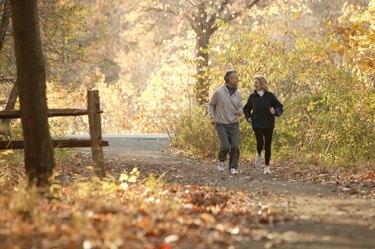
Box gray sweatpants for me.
[215,122,240,169]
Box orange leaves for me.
[334,27,347,35]
[159,243,171,249]
[0,195,10,206]
[361,171,375,180]
[275,159,375,198]
[16,223,36,233]
[138,216,153,230]
[0,160,287,249]
[3,153,374,249]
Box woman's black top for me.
[243,91,283,129]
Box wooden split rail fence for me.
[0,90,108,176]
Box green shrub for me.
[171,107,219,157]
[172,30,375,165]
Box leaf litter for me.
[1,152,374,249]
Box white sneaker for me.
[230,168,238,175]
[263,165,271,174]
[255,153,262,168]
[217,161,225,172]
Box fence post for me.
[87,90,105,178]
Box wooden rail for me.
[0,90,107,177]
[0,139,109,149]
[0,109,90,119]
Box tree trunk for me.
[195,30,210,106]
[0,0,11,51]
[10,0,55,186]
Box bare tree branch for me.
[144,6,179,16]
[207,0,232,33]
[217,0,232,14]
[186,14,199,33]
[221,0,261,23]
[245,0,261,9]
[185,0,199,8]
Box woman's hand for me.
[236,109,244,117]
[270,107,275,115]
[247,117,252,123]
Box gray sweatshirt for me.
[208,84,243,124]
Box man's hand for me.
[270,107,275,115]
[210,117,216,125]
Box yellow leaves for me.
[120,182,129,190]
[119,167,140,185]
[118,168,141,191]
[306,101,316,112]
[344,52,352,63]
[0,150,13,156]
[119,173,129,182]
[328,40,340,51]
[328,2,375,75]
[370,0,375,11]
[129,168,140,183]
[200,213,215,223]
[292,11,301,20]
[338,16,345,24]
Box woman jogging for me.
[243,75,283,174]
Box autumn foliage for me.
[173,1,375,165]
[1,1,375,248]
[0,159,286,249]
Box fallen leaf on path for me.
[362,171,375,180]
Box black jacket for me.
[243,91,283,129]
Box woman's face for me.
[254,79,262,91]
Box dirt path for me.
[79,135,375,249]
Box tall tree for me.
[147,0,261,105]
[0,0,10,51]
[1,0,91,139]
[10,0,55,186]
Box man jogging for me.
[208,70,243,175]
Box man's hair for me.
[224,70,237,83]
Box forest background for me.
[1,0,374,166]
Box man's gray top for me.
[208,84,243,124]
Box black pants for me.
[253,128,274,166]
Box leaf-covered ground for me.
[0,149,374,249]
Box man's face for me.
[228,73,239,87]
